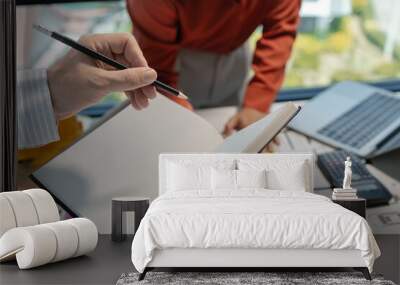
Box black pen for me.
[33,25,188,100]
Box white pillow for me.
[167,163,211,191]
[237,169,267,189]
[211,169,236,190]
[266,162,308,191]
[238,159,309,191]
[166,159,236,191]
[211,169,267,190]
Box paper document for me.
[368,202,400,234]
[216,102,299,153]
[33,95,299,233]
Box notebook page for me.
[216,102,300,153]
[33,95,223,233]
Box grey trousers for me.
[176,43,252,109]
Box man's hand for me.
[47,33,157,120]
[223,107,266,137]
[223,107,280,152]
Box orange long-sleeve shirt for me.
[127,0,300,112]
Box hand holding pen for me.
[35,28,187,119]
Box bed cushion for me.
[266,162,308,191]
[167,163,211,191]
[211,169,236,190]
[211,169,267,190]
[238,159,309,191]
[267,163,308,192]
[237,170,267,189]
[166,160,235,191]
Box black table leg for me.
[112,200,123,242]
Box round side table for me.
[111,197,149,242]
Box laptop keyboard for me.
[318,93,400,149]
[377,128,400,154]
[317,150,392,206]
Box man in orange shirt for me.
[127,0,300,136]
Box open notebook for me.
[32,95,300,233]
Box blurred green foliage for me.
[373,62,400,78]
[331,69,367,82]
[284,0,400,88]
[290,18,352,71]
[292,35,322,69]
[352,0,369,16]
[283,72,304,87]
[358,0,400,61]
[325,18,353,53]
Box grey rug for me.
[116,272,396,285]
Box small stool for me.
[111,197,149,242]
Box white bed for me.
[131,153,380,280]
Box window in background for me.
[249,0,400,88]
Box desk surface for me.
[0,235,133,285]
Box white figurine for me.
[342,156,352,189]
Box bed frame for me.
[140,248,370,280]
[138,154,371,281]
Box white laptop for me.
[289,81,400,158]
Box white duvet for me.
[131,190,380,272]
